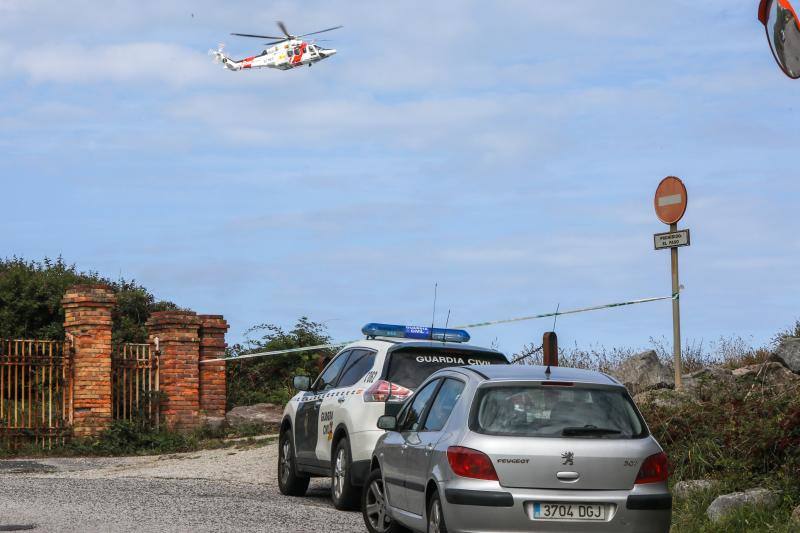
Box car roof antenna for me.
[442,309,451,345]
[429,282,438,341]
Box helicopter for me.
[211,21,342,71]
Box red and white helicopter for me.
[211,21,341,71]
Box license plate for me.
[532,502,605,521]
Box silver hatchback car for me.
[363,365,671,533]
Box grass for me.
[671,483,798,532]
[642,376,800,532]
[0,419,278,458]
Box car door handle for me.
[400,443,408,451]
[337,397,346,404]
[425,444,433,456]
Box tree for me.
[226,317,336,408]
[0,256,178,343]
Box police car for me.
[278,323,509,510]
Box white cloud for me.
[12,42,216,86]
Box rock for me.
[706,488,781,523]
[773,337,800,374]
[202,416,226,431]
[611,350,674,395]
[681,367,733,397]
[634,388,695,409]
[733,362,800,391]
[673,479,718,499]
[791,504,800,525]
[225,403,284,429]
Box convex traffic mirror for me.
[760,0,800,78]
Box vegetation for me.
[225,317,336,408]
[0,420,276,458]
[648,377,799,531]
[514,334,771,374]
[0,256,178,343]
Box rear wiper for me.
[562,426,622,436]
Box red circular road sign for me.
[654,176,688,225]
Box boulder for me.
[634,388,695,409]
[202,416,226,431]
[681,367,734,397]
[611,350,674,395]
[706,488,780,523]
[673,479,718,499]
[733,362,800,391]
[791,504,800,525]
[225,403,284,429]
[773,337,800,374]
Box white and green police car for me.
[278,323,508,509]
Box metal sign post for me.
[653,176,689,390]
[669,222,682,389]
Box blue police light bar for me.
[362,323,470,343]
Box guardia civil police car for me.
[278,323,508,510]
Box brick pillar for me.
[146,311,201,431]
[198,315,229,421]
[62,284,116,438]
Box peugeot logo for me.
[561,451,574,466]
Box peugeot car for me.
[363,364,671,532]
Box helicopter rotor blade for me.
[277,21,293,39]
[264,40,287,45]
[231,32,285,39]
[298,25,343,38]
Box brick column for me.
[62,284,116,438]
[198,315,229,422]
[146,311,202,431]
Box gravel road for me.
[0,441,364,533]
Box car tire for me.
[278,429,310,496]
[362,468,404,533]
[427,490,448,533]
[331,437,360,510]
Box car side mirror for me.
[377,415,397,431]
[292,375,311,391]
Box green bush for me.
[226,317,336,408]
[640,379,800,532]
[66,420,200,456]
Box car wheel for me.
[331,437,360,510]
[427,490,448,533]
[362,468,403,533]
[277,429,310,496]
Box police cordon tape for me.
[199,292,679,364]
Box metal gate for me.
[111,343,159,427]
[0,339,72,448]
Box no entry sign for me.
[654,176,688,225]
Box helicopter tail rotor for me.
[209,43,240,70]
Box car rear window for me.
[385,347,508,389]
[471,385,647,439]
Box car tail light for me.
[447,446,499,481]
[635,452,669,484]
[363,380,413,403]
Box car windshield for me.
[471,384,647,439]
[385,347,507,389]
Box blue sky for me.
[2,1,799,357]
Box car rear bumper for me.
[440,483,671,533]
